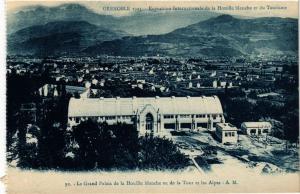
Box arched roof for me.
[68,96,223,117]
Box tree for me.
[17,124,40,168]
[282,111,299,149]
[248,91,257,99]
[72,119,104,169]
[138,134,189,170]
[38,120,66,169]
[225,98,257,126]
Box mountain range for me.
[7,4,298,57]
[7,3,218,35]
[86,15,297,57]
[8,21,127,55]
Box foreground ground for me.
[168,130,299,174]
[6,130,300,193]
[8,129,299,174]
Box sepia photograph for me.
[3,0,300,193]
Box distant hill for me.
[84,15,298,57]
[7,13,298,57]
[7,4,117,34]
[7,3,218,35]
[7,21,127,55]
[111,10,218,35]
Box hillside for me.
[8,21,127,55]
[84,15,298,57]
[7,3,218,35]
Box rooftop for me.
[68,96,223,117]
[242,122,272,128]
[216,123,238,131]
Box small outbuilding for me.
[215,123,238,144]
[241,122,272,136]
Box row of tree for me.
[17,120,189,170]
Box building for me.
[241,122,272,136]
[215,123,238,144]
[38,84,100,98]
[68,96,224,135]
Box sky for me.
[6,1,299,18]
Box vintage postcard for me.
[3,0,299,193]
